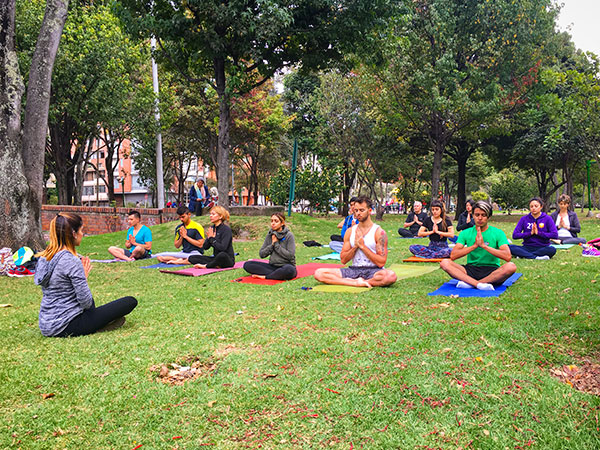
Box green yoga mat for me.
[312,252,341,261]
[311,263,439,292]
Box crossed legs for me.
[439,259,516,288]
[314,268,397,288]
[108,246,146,261]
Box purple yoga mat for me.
[159,260,266,277]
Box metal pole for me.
[151,37,165,209]
[587,160,592,214]
[287,138,298,217]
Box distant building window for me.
[83,187,94,196]
[99,185,106,193]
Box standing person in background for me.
[549,194,586,245]
[243,213,297,280]
[189,177,210,216]
[456,199,476,232]
[398,201,427,238]
[108,211,152,261]
[35,213,137,337]
[509,197,558,260]
[408,200,454,259]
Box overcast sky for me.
[555,0,600,56]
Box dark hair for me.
[473,200,492,218]
[176,205,190,216]
[430,199,448,231]
[354,196,372,209]
[529,197,544,208]
[466,199,475,209]
[349,196,358,204]
[128,210,141,220]
[558,194,571,204]
[38,213,83,260]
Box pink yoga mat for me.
[159,260,254,277]
[231,262,344,285]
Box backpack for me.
[0,247,15,276]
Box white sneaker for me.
[476,283,495,291]
[456,281,474,289]
[535,255,550,260]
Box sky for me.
[555,0,600,56]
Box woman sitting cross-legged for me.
[509,197,558,260]
[243,213,297,280]
[549,194,586,245]
[409,199,454,259]
[167,206,235,269]
[35,213,137,337]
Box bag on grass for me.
[0,247,15,275]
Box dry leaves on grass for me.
[550,362,600,396]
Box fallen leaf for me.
[475,357,483,363]
[276,305,284,311]
[42,393,55,400]
[317,315,322,321]
[0,304,12,308]
[483,429,490,436]
[563,288,571,293]
[207,400,217,407]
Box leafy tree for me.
[488,169,536,213]
[1,0,67,249]
[367,0,556,202]
[117,0,393,209]
[265,166,291,207]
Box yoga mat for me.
[427,272,522,298]
[551,244,575,249]
[160,260,250,277]
[403,256,447,263]
[90,258,122,263]
[310,263,439,293]
[312,252,341,261]
[141,262,189,269]
[231,262,343,285]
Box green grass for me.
[2,214,600,449]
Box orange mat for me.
[402,256,447,263]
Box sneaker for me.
[7,266,35,277]
[582,246,600,257]
[535,255,550,260]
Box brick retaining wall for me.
[41,205,179,236]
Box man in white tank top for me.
[314,197,397,288]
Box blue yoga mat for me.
[428,273,522,297]
[141,262,189,269]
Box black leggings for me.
[243,261,297,280]
[57,296,138,337]
[189,252,235,268]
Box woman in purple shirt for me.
[509,197,558,259]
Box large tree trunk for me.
[215,57,230,209]
[0,0,67,250]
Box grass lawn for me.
[2,213,600,449]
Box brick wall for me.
[41,205,179,236]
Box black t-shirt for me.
[407,211,428,234]
[422,216,453,242]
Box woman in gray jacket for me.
[35,213,137,337]
[549,194,586,245]
[243,213,297,280]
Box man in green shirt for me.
[440,201,516,290]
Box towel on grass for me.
[141,262,189,269]
[427,273,522,297]
[312,252,341,261]
[551,244,575,250]
[403,256,447,263]
[232,262,343,285]
[310,263,439,292]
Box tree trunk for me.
[215,57,230,209]
[0,0,67,250]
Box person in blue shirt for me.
[108,211,153,261]
[188,177,211,216]
[330,197,358,252]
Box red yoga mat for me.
[231,262,343,285]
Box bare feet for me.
[194,264,207,269]
[355,277,372,288]
[168,258,187,264]
[251,274,266,279]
